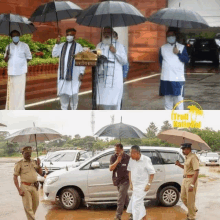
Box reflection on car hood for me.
[46,166,78,178]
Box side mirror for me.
[91,161,100,169]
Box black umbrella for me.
[0,13,36,36]
[76,0,147,28]
[95,118,146,143]
[148,7,209,29]
[29,0,82,35]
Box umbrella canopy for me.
[29,1,82,23]
[76,0,147,28]
[95,122,146,140]
[157,129,210,150]
[5,126,62,157]
[148,8,209,29]
[0,13,36,35]
[0,123,7,127]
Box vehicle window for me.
[201,153,207,156]
[159,152,184,164]
[93,154,113,169]
[207,153,218,157]
[46,152,76,162]
[142,151,161,165]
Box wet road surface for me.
[1,160,220,220]
[26,66,220,110]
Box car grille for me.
[42,167,61,172]
[209,160,217,162]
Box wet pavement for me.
[26,63,220,110]
[1,160,220,220]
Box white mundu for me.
[127,155,155,220]
[52,42,85,110]
[96,39,127,110]
[4,41,32,110]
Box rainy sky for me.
[0,111,219,138]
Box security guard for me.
[175,143,199,220]
[13,146,43,220]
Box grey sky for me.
[169,0,220,27]
[0,111,219,138]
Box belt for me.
[183,175,194,178]
[21,182,35,186]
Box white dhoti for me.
[5,73,26,110]
[127,186,147,220]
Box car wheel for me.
[59,188,81,210]
[158,186,179,207]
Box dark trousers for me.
[115,181,130,218]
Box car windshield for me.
[194,40,216,47]
[207,153,218,157]
[45,152,77,162]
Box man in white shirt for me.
[4,30,32,110]
[127,145,155,220]
[95,27,127,110]
[52,28,85,110]
[159,30,189,110]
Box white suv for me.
[43,146,185,210]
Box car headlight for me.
[45,176,59,185]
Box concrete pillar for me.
[114,27,129,53]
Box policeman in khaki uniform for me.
[13,146,43,220]
[175,143,199,220]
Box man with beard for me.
[175,143,199,220]
[95,27,127,110]
[52,28,85,110]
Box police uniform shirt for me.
[184,152,199,175]
[14,159,40,183]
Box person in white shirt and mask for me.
[52,28,85,110]
[4,30,32,110]
[126,145,155,220]
[95,27,127,110]
[159,30,189,110]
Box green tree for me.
[146,122,158,138]
[160,120,172,133]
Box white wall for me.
[114,27,128,53]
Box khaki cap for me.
[21,146,32,153]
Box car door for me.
[87,152,117,201]
[141,150,165,197]
[158,151,184,186]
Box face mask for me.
[66,36,74,42]
[167,36,176,44]
[12,36,20,43]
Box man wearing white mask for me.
[159,30,189,110]
[4,30,32,110]
[52,28,85,110]
[95,27,127,110]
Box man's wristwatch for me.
[190,184,195,188]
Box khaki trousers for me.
[180,178,198,220]
[20,184,39,220]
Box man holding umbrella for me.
[95,27,127,110]
[159,29,189,110]
[4,30,32,110]
[52,28,85,110]
[14,146,44,220]
[175,143,199,220]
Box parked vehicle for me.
[37,150,91,184]
[190,39,219,66]
[43,146,185,210]
[204,152,220,166]
[186,39,196,56]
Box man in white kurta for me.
[52,28,85,110]
[96,27,127,110]
[127,145,155,220]
[4,30,32,110]
[159,30,189,110]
